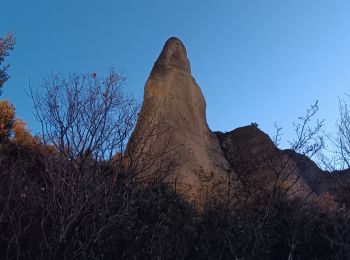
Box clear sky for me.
[2,0,350,147]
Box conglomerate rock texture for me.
[126,37,232,202]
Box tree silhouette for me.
[0,33,15,94]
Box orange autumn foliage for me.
[12,118,57,155]
[12,118,38,149]
[0,99,15,142]
[0,99,57,154]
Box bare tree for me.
[0,33,15,93]
[290,101,324,158]
[314,95,350,256]
[211,102,324,259]
[322,97,350,170]
[31,69,138,163]
[27,70,143,258]
[250,101,325,259]
[24,69,185,259]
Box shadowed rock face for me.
[127,37,232,202]
[215,125,314,198]
[215,125,350,201]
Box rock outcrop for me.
[126,37,232,202]
[216,125,350,201]
[215,125,314,198]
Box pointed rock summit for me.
[151,37,191,74]
[127,37,232,202]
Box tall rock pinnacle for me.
[126,37,232,202]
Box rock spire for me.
[126,37,232,202]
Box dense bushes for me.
[1,140,349,259]
[0,141,193,259]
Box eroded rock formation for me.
[126,37,232,202]
[127,37,350,206]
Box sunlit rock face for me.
[126,37,232,202]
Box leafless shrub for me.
[290,101,324,158]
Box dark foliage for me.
[0,141,349,259]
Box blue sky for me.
[2,0,350,147]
